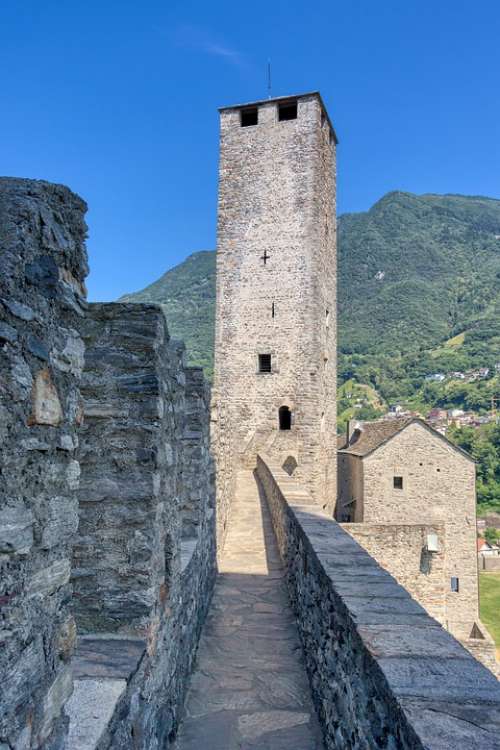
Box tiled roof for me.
[338,416,474,462]
[339,418,413,456]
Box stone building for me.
[213,92,338,519]
[337,417,498,673]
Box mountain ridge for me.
[120,190,500,379]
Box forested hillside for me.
[120,250,216,374]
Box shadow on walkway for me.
[174,470,324,750]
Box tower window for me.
[241,107,258,127]
[279,406,292,430]
[278,100,297,121]
[258,354,272,373]
[451,577,459,593]
[271,302,275,318]
[393,476,403,490]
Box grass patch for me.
[477,503,500,517]
[445,331,466,348]
[479,572,500,647]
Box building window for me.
[451,577,459,593]
[279,406,292,430]
[282,455,297,474]
[241,107,258,127]
[278,100,297,121]
[258,354,272,373]
[393,476,403,490]
[271,302,275,318]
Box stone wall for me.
[214,92,337,516]
[257,454,500,750]
[181,365,213,539]
[480,557,500,572]
[73,303,187,634]
[340,422,480,641]
[344,523,447,624]
[0,178,88,750]
[336,452,363,522]
[69,302,216,748]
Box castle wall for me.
[360,422,478,638]
[73,303,187,633]
[0,179,88,750]
[214,93,337,515]
[343,523,447,624]
[180,366,214,539]
[257,454,500,749]
[69,302,216,747]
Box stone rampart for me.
[0,178,88,750]
[73,303,187,633]
[69,302,216,748]
[256,454,500,749]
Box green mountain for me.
[338,191,500,356]
[120,191,500,383]
[120,250,216,374]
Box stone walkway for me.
[175,471,324,749]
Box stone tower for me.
[213,92,338,511]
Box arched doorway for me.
[279,406,292,431]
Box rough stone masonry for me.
[0,178,88,750]
[69,302,216,749]
[0,179,217,750]
[213,92,338,526]
[1,90,500,750]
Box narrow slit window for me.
[279,406,292,430]
[393,476,403,490]
[258,354,272,373]
[278,100,297,121]
[241,107,258,127]
[451,577,459,593]
[271,302,275,318]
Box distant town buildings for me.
[425,367,493,384]
[478,538,500,558]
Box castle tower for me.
[213,92,338,511]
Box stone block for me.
[28,368,63,426]
[38,667,73,743]
[0,321,18,343]
[0,502,34,554]
[28,559,71,598]
[41,496,79,549]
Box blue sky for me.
[1,1,499,300]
